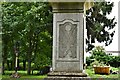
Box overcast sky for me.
[105,0,118,51]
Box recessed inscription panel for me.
[59,22,77,58]
[57,19,79,61]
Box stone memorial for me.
[44,0,93,79]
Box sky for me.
[105,0,118,51]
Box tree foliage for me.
[2,2,52,74]
[2,1,117,74]
[86,2,117,51]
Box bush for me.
[86,46,120,67]
[86,57,94,66]
[108,56,120,67]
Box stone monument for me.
[44,0,93,79]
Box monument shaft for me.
[53,13,84,72]
[51,2,85,73]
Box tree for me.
[2,2,52,74]
[86,2,117,51]
[2,1,116,74]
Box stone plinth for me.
[44,77,90,80]
[48,72,87,77]
[43,77,118,80]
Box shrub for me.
[108,56,120,67]
[86,57,94,66]
[86,46,120,67]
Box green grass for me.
[2,67,119,79]
[2,71,47,80]
[86,67,119,78]
[4,70,40,75]
[2,75,47,79]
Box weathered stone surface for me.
[44,77,90,80]
[49,2,84,13]
[43,77,118,80]
[48,72,87,77]
[53,13,84,72]
[59,20,77,59]
[49,1,86,78]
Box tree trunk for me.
[10,61,12,70]
[2,43,8,75]
[11,57,15,70]
[2,52,5,75]
[7,60,10,70]
[27,43,32,75]
[2,60,5,75]
[27,58,31,75]
[23,60,26,70]
[27,27,32,75]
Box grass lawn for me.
[1,71,47,80]
[2,75,46,80]
[2,75,47,80]
[86,66,119,78]
[1,67,119,80]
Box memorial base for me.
[48,72,87,77]
[43,77,118,80]
[44,72,88,80]
[44,77,91,80]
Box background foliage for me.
[2,2,52,74]
[1,1,117,75]
[86,2,117,51]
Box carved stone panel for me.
[57,19,79,61]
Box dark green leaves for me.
[86,1,117,51]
